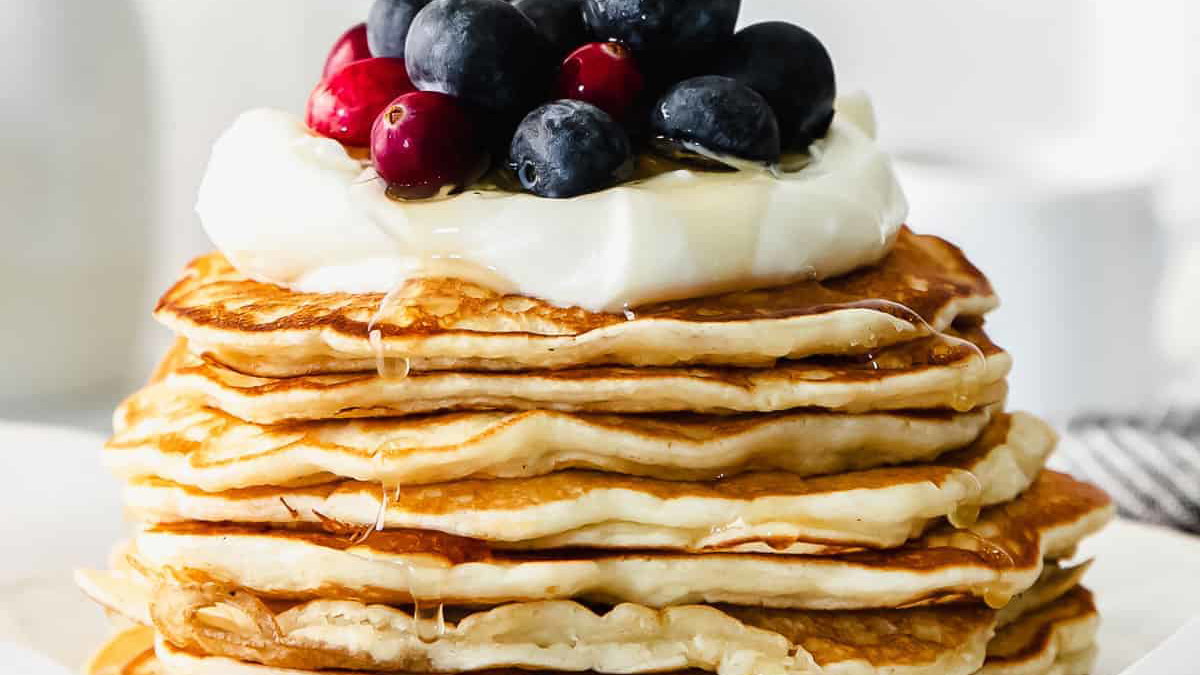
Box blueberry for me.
[406,0,553,116]
[713,22,836,151]
[367,0,433,58]
[582,0,740,58]
[509,100,633,198]
[513,0,589,56]
[649,75,780,167]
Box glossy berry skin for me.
[513,0,588,56]
[557,42,643,122]
[509,100,633,198]
[582,0,740,58]
[306,57,415,146]
[649,75,780,166]
[371,91,486,198]
[367,0,432,58]
[323,23,373,79]
[406,0,552,116]
[713,22,836,151]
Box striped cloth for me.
[1054,409,1200,534]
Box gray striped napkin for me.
[1055,409,1200,534]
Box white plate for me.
[1,420,1197,674]
[1076,519,1200,674]
[0,420,124,671]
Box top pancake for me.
[156,228,997,376]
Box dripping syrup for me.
[948,470,984,529]
[368,285,412,380]
[860,299,989,411]
[381,481,447,644]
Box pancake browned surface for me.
[124,471,1111,610]
[156,229,997,376]
[160,323,1009,424]
[145,588,994,674]
[107,374,999,489]
[81,566,1093,675]
[120,412,1052,554]
[981,587,1098,675]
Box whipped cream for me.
[197,96,907,312]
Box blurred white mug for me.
[0,0,151,420]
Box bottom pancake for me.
[82,577,1097,675]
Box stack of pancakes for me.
[78,227,1113,675]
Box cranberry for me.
[371,91,487,199]
[322,23,373,79]
[557,42,644,122]
[306,57,414,146]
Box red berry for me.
[306,57,414,146]
[371,91,487,199]
[322,23,373,79]
[557,42,644,122]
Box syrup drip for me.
[949,502,982,530]
[362,254,517,378]
[948,470,985,529]
[702,516,751,549]
[373,483,390,532]
[984,587,1013,609]
[412,589,447,644]
[360,180,516,380]
[364,481,448,645]
[345,483,391,545]
[403,549,447,644]
[863,299,989,412]
[367,285,412,380]
[938,333,988,413]
[951,527,1017,570]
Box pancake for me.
[107,381,999,492]
[120,413,1052,554]
[122,472,1111,610]
[155,229,997,376]
[162,323,1009,424]
[980,587,1098,675]
[81,568,1092,675]
[149,630,1096,675]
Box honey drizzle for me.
[367,285,412,380]
[948,469,985,529]
[868,298,991,532]
[861,299,989,412]
[347,293,990,637]
[316,474,451,644]
[689,297,992,549]
[949,501,983,530]
[356,480,447,644]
